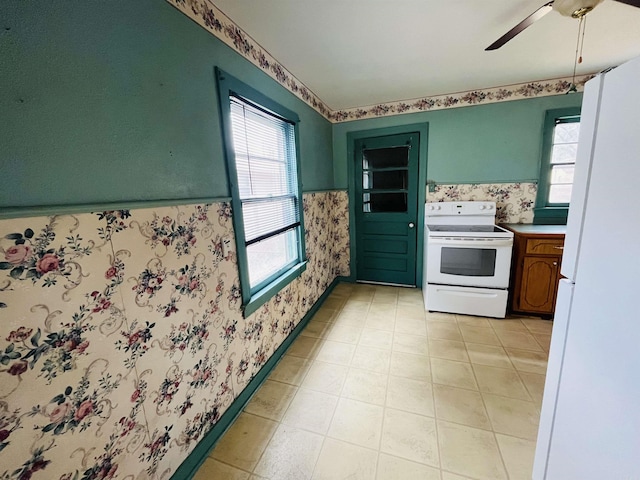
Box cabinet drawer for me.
[525,238,564,255]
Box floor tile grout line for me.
[462,333,512,480]
[489,316,550,351]
[429,351,542,404]
[511,368,545,415]
[311,291,382,479]
[382,406,442,470]
[463,341,515,368]
[431,368,444,473]
[349,294,385,461]
[225,410,280,477]
[464,334,533,399]
[432,408,500,434]
[493,330,546,353]
[207,457,254,477]
[308,433,328,479]
[296,292,342,480]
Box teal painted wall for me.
[0,1,334,212]
[332,94,583,188]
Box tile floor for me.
[194,282,552,480]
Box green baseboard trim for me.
[172,276,344,480]
[342,273,357,283]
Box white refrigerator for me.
[533,55,640,479]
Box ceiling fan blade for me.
[485,1,554,51]
[613,0,640,8]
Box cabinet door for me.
[518,256,560,313]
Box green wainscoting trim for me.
[171,275,350,480]
[302,188,348,194]
[0,197,232,220]
[430,179,539,186]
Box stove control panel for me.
[426,201,497,217]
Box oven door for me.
[426,237,513,289]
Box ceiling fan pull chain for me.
[578,15,587,64]
[571,16,583,82]
[568,14,585,94]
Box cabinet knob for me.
[553,261,558,266]
[408,222,415,228]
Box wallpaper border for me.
[166,0,592,124]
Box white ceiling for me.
[213,0,640,110]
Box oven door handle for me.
[428,238,513,247]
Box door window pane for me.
[440,247,496,276]
[363,193,407,212]
[363,170,407,190]
[363,146,409,169]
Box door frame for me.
[347,123,429,286]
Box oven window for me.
[440,247,496,277]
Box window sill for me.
[242,261,307,318]
[533,207,569,225]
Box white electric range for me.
[422,201,514,318]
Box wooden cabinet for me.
[519,256,560,313]
[503,225,565,317]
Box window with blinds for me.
[547,117,580,205]
[229,95,302,290]
[534,106,581,225]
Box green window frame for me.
[534,107,581,225]
[216,68,306,317]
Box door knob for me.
[409,222,415,228]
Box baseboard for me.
[172,276,345,479]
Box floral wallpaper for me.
[165,0,592,124]
[427,182,537,224]
[0,191,349,480]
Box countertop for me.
[502,224,566,235]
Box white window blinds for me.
[229,96,301,287]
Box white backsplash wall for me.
[0,191,349,479]
[427,182,537,224]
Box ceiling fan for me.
[486,0,640,50]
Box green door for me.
[355,133,419,286]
